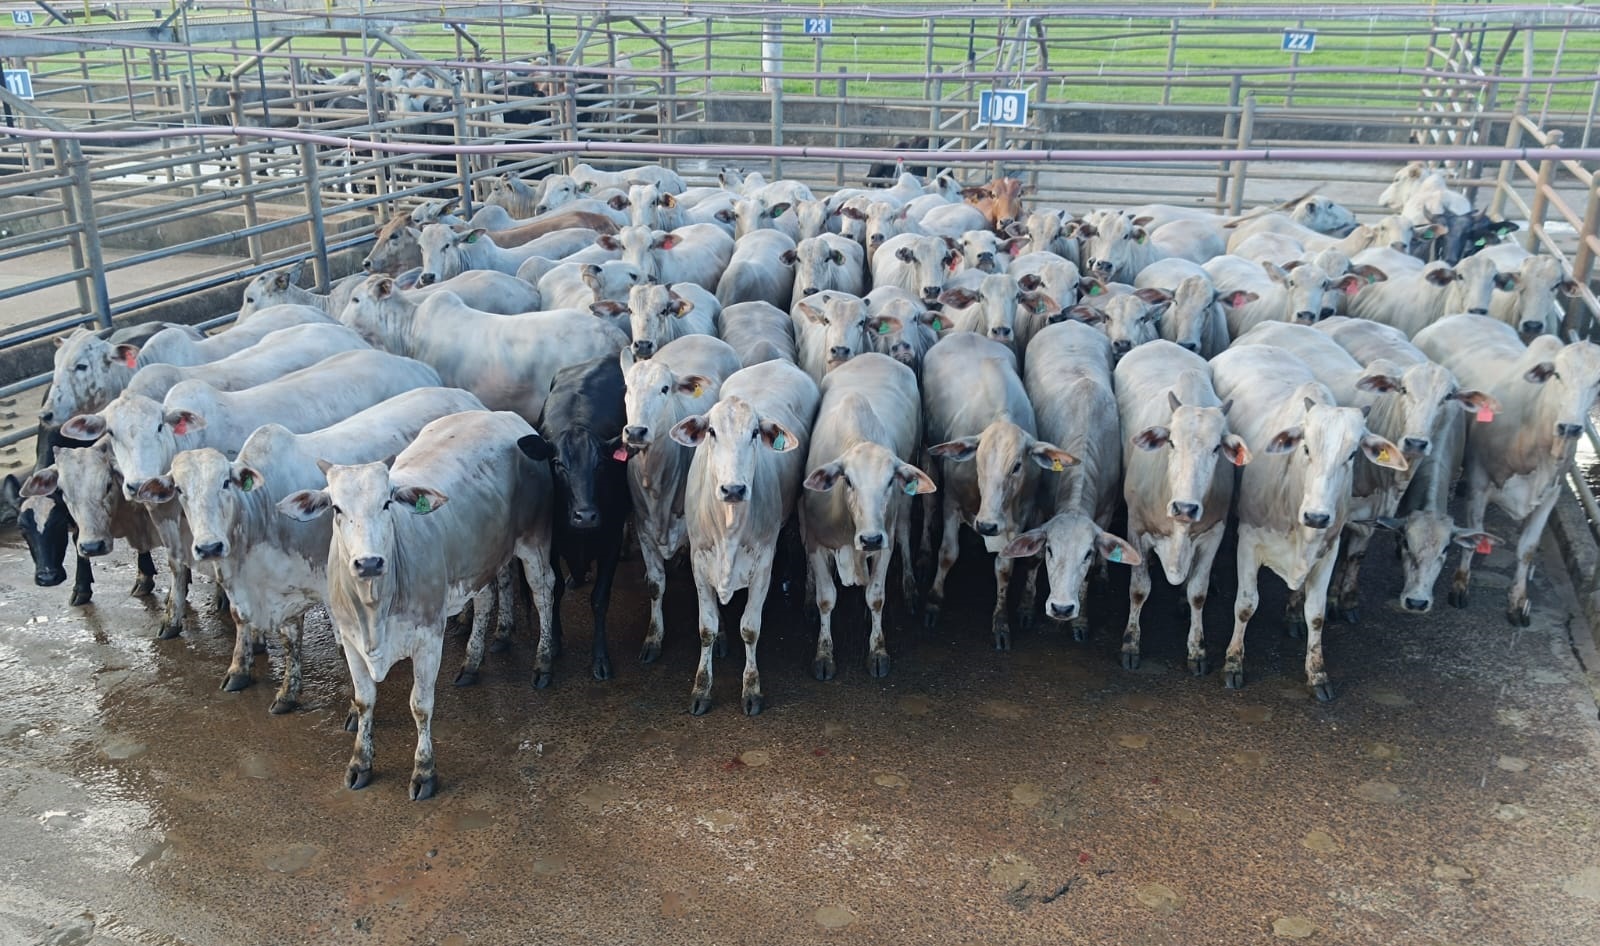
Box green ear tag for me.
[415,494,431,513]
[772,433,786,451]
[1109,546,1124,563]
[930,317,942,331]
[1088,285,1102,296]
[903,481,919,497]
[877,321,890,335]
[239,473,254,492]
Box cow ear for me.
[1353,264,1387,284]
[233,465,264,492]
[1021,291,1057,315]
[779,249,797,266]
[1355,370,1405,394]
[1133,288,1171,305]
[669,414,710,448]
[1524,362,1559,383]
[1451,530,1500,551]
[1029,442,1078,472]
[393,485,448,515]
[927,437,980,462]
[579,264,604,289]
[658,193,677,209]
[271,271,291,291]
[20,467,58,498]
[607,195,630,210]
[867,315,904,337]
[760,421,798,452]
[618,346,636,373]
[937,288,978,309]
[960,186,992,201]
[794,299,826,324]
[590,301,628,318]
[516,433,556,462]
[1066,304,1103,325]
[597,235,622,251]
[464,228,488,245]
[1132,426,1170,451]
[895,463,937,497]
[1167,391,1183,411]
[1220,433,1251,467]
[802,462,843,492]
[1017,273,1043,291]
[1095,531,1142,566]
[656,234,681,251]
[1265,427,1304,454]
[1219,398,1233,417]
[1222,290,1258,307]
[714,208,735,224]
[1448,389,1500,414]
[1360,434,1409,471]
[1262,262,1290,284]
[999,529,1046,560]
[1424,266,1459,286]
[61,414,107,441]
[1560,278,1581,296]
[371,275,396,300]
[1335,273,1370,296]
[1080,278,1106,297]
[135,475,178,504]
[1132,227,1148,245]
[1493,271,1518,291]
[112,344,140,369]
[165,410,204,436]
[670,293,694,317]
[894,246,915,263]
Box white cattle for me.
[1210,344,1407,700]
[42,324,197,427]
[669,360,821,715]
[1477,242,1579,338]
[917,202,993,240]
[617,282,719,360]
[599,224,736,292]
[955,229,1016,275]
[1080,211,1226,283]
[786,234,867,306]
[1413,314,1600,625]
[533,260,647,312]
[1203,256,1356,336]
[620,336,743,663]
[570,161,685,195]
[923,332,1075,647]
[1067,291,1167,361]
[716,229,797,309]
[1115,341,1249,671]
[936,271,1050,349]
[870,233,958,307]
[148,387,486,712]
[1018,209,1081,264]
[1379,162,1471,226]
[416,224,594,284]
[1005,321,1137,637]
[1346,255,1503,337]
[136,304,335,368]
[1009,252,1083,350]
[864,286,940,377]
[278,411,558,800]
[800,354,933,679]
[793,292,901,385]
[339,275,626,423]
[124,323,369,403]
[1132,258,1230,356]
[718,301,797,368]
[238,267,367,319]
[727,196,802,242]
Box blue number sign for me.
[3,69,35,100]
[12,10,34,26]
[1282,29,1316,53]
[803,17,832,36]
[977,89,1029,129]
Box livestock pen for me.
[2,3,1600,943]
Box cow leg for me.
[689,563,720,716]
[455,585,496,687]
[491,564,515,654]
[408,637,442,801]
[158,561,191,639]
[1017,559,1040,633]
[916,490,938,582]
[1333,523,1372,623]
[516,546,558,690]
[588,538,623,682]
[991,553,1013,651]
[1224,538,1262,690]
[897,510,919,617]
[1121,532,1154,669]
[924,501,962,629]
[69,554,93,606]
[221,607,255,692]
[639,543,668,664]
[809,548,838,681]
[1283,587,1306,639]
[132,550,156,597]
[534,555,566,690]
[1186,528,1224,676]
[1507,491,1557,627]
[342,643,377,791]
[270,617,305,715]
[1301,551,1340,702]
[1450,465,1491,608]
[738,561,776,716]
[866,544,894,678]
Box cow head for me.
[1377,514,1498,613]
[340,274,409,349]
[1289,194,1359,237]
[43,329,139,426]
[626,283,693,360]
[864,290,932,371]
[1263,393,1407,532]
[1500,255,1572,338]
[416,224,489,286]
[790,236,859,300]
[621,355,712,451]
[1159,276,1218,354]
[1523,336,1600,454]
[795,293,888,370]
[1080,212,1152,283]
[518,430,613,532]
[1262,260,1346,323]
[804,442,934,552]
[163,446,265,562]
[533,174,580,215]
[278,460,447,589]
[1102,291,1167,360]
[730,197,792,240]
[1433,255,1500,317]
[669,396,798,508]
[1001,513,1140,621]
[62,393,206,503]
[579,261,649,305]
[363,216,423,275]
[1131,381,1248,581]
[15,466,73,586]
[929,419,1075,552]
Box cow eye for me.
[1011,461,1022,475]
[660,385,669,394]
[1083,549,1094,562]
[75,363,87,372]
[707,427,716,439]
[222,479,230,491]
[382,499,392,510]
[331,505,343,516]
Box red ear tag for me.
[612,447,630,462]
[1475,537,1493,555]
[1009,243,1021,256]
[1475,407,1494,423]
[123,350,137,369]
[172,419,188,435]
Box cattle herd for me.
[4,157,1598,801]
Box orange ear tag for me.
[1475,406,1495,423]
[123,350,137,369]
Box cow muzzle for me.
[79,539,109,557]
[1178,341,1199,353]
[193,540,225,560]
[38,409,53,424]
[1467,307,1488,315]
[416,272,438,286]
[1557,423,1585,440]
[976,253,996,272]
[1521,321,1546,336]
[570,507,601,529]
[974,519,1001,537]
[856,532,885,551]
[920,287,942,302]
[1169,501,1201,523]
[828,346,854,365]
[989,326,1013,341]
[718,483,748,503]
[1048,601,1077,621]
[1302,511,1332,529]
[1088,259,1113,276]
[1294,310,1317,324]
[801,286,820,296]
[1403,596,1432,613]
[623,425,650,448]
[1402,437,1431,456]
[631,340,656,359]
[352,555,386,578]
[361,258,374,272]
[1112,339,1133,357]
[34,566,67,587]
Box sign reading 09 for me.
[978,89,1029,128]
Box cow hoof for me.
[268,696,298,715]
[409,772,437,802]
[346,765,372,791]
[487,637,510,655]
[812,656,836,682]
[1188,656,1208,677]
[69,586,92,606]
[592,657,613,682]
[1340,607,1361,625]
[1016,609,1036,632]
[132,576,155,597]
[1224,668,1245,690]
[532,670,553,690]
[690,695,713,716]
[922,606,940,630]
[343,711,359,733]
[742,692,764,716]
[453,668,479,688]
[1071,622,1088,643]
[220,671,252,692]
[868,653,890,679]
[1448,586,1469,609]
[1120,651,1141,671]
[1508,601,1532,627]
[639,640,662,664]
[156,622,183,640]
[1312,681,1336,702]
[992,628,1011,652]
[713,635,728,659]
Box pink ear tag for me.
[1475,406,1495,423]
[123,350,137,369]
[612,446,630,462]
[1475,536,1493,555]
[172,418,188,435]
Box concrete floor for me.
[2,510,1599,946]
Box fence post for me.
[451,80,475,218]
[1526,128,1561,256]
[63,141,111,330]
[1228,94,1256,215]
[771,81,783,179]
[1162,19,1178,107]
[298,133,331,293]
[1569,169,1599,340]
[835,68,846,188]
[929,67,944,154]
[1216,75,1241,208]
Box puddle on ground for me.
[1496,756,1530,773]
[696,809,739,833]
[1121,693,1160,712]
[987,854,1039,889]
[1236,705,1273,723]
[1493,803,1529,822]
[263,843,318,875]
[1135,882,1183,914]
[1163,806,1201,824]
[660,891,690,918]
[38,810,84,829]
[236,753,272,780]
[531,854,566,876]
[739,750,771,768]
[1117,734,1151,749]
[1368,690,1414,707]
[897,695,934,716]
[1302,830,1342,853]
[100,735,147,760]
[1010,782,1045,807]
[578,784,622,813]
[1272,916,1316,939]
[1362,742,1402,761]
[873,772,908,789]
[975,700,1026,720]
[1431,862,1474,882]
[1231,750,1267,769]
[1562,866,1600,902]
[814,905,856,929]
[1353,780,1403,803]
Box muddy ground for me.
[3,507,1600,946]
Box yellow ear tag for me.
[1376,447,1391,464]
[692,384,703,398]
[1051,458,1064,472]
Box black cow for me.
[1425,209,1520,265]
[866,136,931,186]
[519,355,632,688]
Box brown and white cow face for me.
[670,396,799,506]
[621,354,711,450]
[362,216,422,274]
[1524,337,1600,455]
[625,283,694,360]
[24,438,124,559]
[930,419,1075,551]
[961,176,1026,230]
[796,294,896,370]
[44,329,138,426]
[416,223,485,286]
[61,394,204,502]
[1263,399,1408,531]
[804,442,934,552]
[1380,513,1497,613]
[1001,513,1140,621]
[162,448,263,562]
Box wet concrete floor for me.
[3,514,1600,946]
